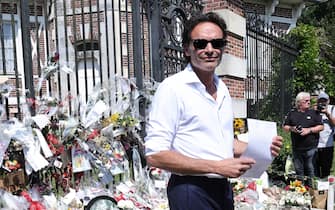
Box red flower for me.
[51,52,59,63]
[114,194,125,202]
[247,181,257,191]
[87,129,99,140]
[21,191,46,210]
[26,98,37,109]
[55,145,64,155]
[47,133,59,145]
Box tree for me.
[297,1,335,96]
[288,24,331,94]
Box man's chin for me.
[204,62,219,70]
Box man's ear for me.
[184,45,190,56]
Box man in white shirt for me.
[315,92,335,178]
[144,12,283,210]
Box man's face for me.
[299,96,311,110]
[317,98,328,105]
[184,22,225,73]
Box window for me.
[75,40,101,96]
[0,22,16,74]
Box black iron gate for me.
[245,13,298,123]
[151,0,203,82]
[0,0,203,119]
[160,1,203,79]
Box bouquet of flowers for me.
[279,180,312,207]
[284,180,309,193]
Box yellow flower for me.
[295,186,301,192]
[111,113,120,123]
[299,187,307,193]
[291,180,302,187]
[234,118,246,136]
[234,118,245,130]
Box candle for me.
[327,176,335,210]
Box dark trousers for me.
[167,174,233,210]
[315,146,334,178]
[292,148,317,177]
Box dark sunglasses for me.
[192,38,227,50]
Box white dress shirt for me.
[145,64,234,162]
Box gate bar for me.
[20,0,35,115]
[132,0,143,89]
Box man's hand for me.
[270,136,283,157]
[216,157,256,178]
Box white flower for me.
[117,199,134,209]
[278,190,311,207]
[296,197,304,205]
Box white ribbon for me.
[33,128,53,158]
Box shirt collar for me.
[183,63,220,86]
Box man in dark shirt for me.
[283,92,323,182]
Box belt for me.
[170,174,228,183]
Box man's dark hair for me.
[182,12,227,48]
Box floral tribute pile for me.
[0,54,332,210]
[0,56,169,209]
[233,178,313,210]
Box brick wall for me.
[273,7,292,18]
[244,2,265,15]
[245,2,293,19]
[226,33,244,59]
[203,0,244,16]
[222,76,245,98]
[0,3,18,14]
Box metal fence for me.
[0,0,155,119]
[1,1,298,123]
[245,13,298,123]
[0,0,204,120]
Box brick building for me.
[202,0,321,117]
[0,0,324,119]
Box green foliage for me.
[268,128,292,174]
[257,47,295,124]
[298,1,335,97]
[272,127,292,167]
[288,24,331,94]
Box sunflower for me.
[234,118,246,134]
[234,118,244,130]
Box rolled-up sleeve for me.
[144,81,180,156]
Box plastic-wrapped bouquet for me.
[279,190,312,207]
[279,180,312,207]
[284,180,309,193]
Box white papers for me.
[242,118,277,178]
[0,127,11,167]
[83,100,108,128]
[33,128,53,158]
[24,146,49,172]
[62,188,77,205]
[32,114,50,129]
